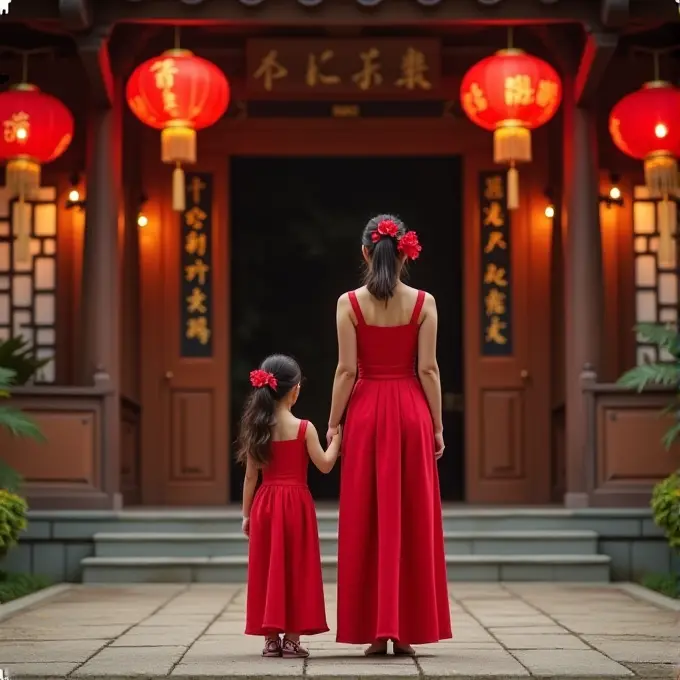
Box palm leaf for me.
[0,336,49,385]
[635,323,680,356]
[661,420,680,450]
[618,363,680,391]
[0,407,45,441]
[0,460,22,493]
[0,367,16,389]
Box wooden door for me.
[143,160,229,506]
[464,154,551,504]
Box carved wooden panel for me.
[170,390,215,481]
[0,410,96,484]
[598,406,680,484]
[480,390,525,479]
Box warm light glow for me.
[655,123,668,139]
[137,214,148,228]
[544,204,555,219]
[68,189,80,202]
[15,126,27,141]
[609,186,621,201]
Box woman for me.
[327,214,451,656]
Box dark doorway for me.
[230,156,463,502]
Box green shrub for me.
[0,490,27,559]
[650,472,680,552]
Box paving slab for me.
[0,583,676,678]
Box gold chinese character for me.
[484,288,506,317]
[186,287,207,314]
[186,316,211,345]
[536,79,559,108]
[484,231,507,253]
[483,201,504,228]
[484,264,508,287]
[395,48,431,90]
[461,83,487,115]
[352,48,382,91]
[185,231,207,257]
[484,176,504,200]
[150,58,178,90]
[485,316,508,345]
[306,50,341,87]
[504,74,535,106]
[185,258,210,285]
[253,50,288,92]
[189,176,206,205]
[3,112,29,144]
[185,206,207,230]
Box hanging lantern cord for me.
[174,26,180,50]
[507,26,513,50]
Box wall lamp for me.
[65,172,86,210]
[599,173,624,208]
[137,193,148,228]
[544,187,555,219]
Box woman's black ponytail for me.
[362,214,407,301]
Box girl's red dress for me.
[246,420,329,636]
[337,290,452,645]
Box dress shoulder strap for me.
[410,290,426,325]
[297,419,309,441]
[347,291,365,325]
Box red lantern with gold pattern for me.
[126,49,230,211]
[460,49,562,209]
[0,83,74,261]
[609,81,680,267]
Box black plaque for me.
[479,171,512,356]
[180,173,213,358]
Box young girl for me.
[237,354,342,659]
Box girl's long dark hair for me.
[362,214,407,301]
[236,354,302,467]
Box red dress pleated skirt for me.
[336,290,452,645]
[245,420,329,636]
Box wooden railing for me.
[582,369,680,506]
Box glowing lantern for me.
[460,49,562,209]
[609,81,680,267]
[126,49,230,211]
[0,84,73,262]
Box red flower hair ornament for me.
[249,369,278,390]
[371,219,422,260]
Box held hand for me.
[326,425,339,447]
[242,517,250,539]
[434,431,445,460]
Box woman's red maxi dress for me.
[246,420,329,637]
[337,290,452,645]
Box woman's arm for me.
[242,456,259,519]
[328,294,358,430]
[306,422,342,474]
[417,293,443,434]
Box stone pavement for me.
[0,583,677,679]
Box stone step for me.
[93,530,599,558]
[81,553,611,584]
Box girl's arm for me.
[417,293,443,434]
[242,456,259,519]
[306,421,342,474]
[328,294,358,431]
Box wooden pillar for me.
[563,83,603,508]
[81,100,123,509]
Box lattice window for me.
[633,186,678,366]
[0,187,57,383]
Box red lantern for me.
[126,49,230,211]
[460,49,562,209]
[0,84,73,261]
[610,82,680,267]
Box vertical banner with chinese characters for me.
[480,172,512,356]
[181,173,213,357]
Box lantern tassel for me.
[173,164,186,212]
[507,165,519,210]
[15,188,30,264]
[658,197,676,269]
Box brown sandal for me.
[281,637,309,658]
[262,638,281,657]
